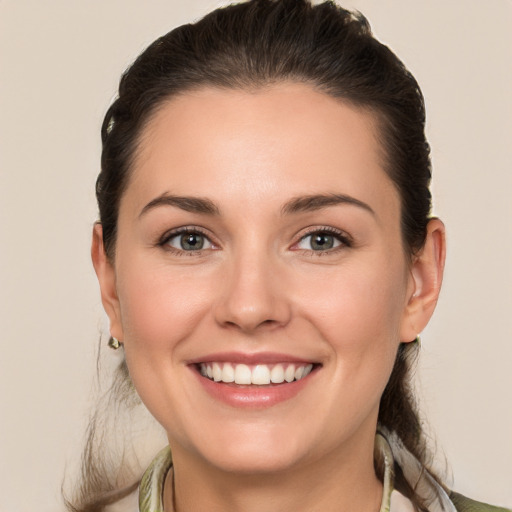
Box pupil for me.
[312,233,333,250]
[181,233,204,250]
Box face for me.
[95,84,434,475]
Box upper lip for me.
[187,351,318,365]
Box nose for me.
[213,250,292,333]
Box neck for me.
[165,432,383,512]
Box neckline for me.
[139,432,395,512]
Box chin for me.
[183,423,310,475]
[204,444,304,475]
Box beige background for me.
[1,1,511,511]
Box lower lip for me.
[191,366,317,409]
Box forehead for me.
[125,83,399,219]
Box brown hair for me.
[68,1,440,510]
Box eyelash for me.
[293,226,352,255]
[158,226,215,256]
[157,226,352,256]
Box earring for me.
[108,336,121,350]
[413,335,421,347]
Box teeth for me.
[212,363,222,382]
[251,365,270,385]
[221,362,235,383]
[199,362,314,385]
[234,364,252,385]
[270,364,285,383]
[284,364,295,383]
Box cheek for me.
[298,257,407,345]
[293,253,408,394]
[115,255,215,353]
[113,256,219,432]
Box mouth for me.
[197,362,315,386]
[188,352,321,407]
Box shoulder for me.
[450,491,512,512]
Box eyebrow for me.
[139,192,374,218]
[281,193,375,216]
[139,193,220,217]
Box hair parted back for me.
[70,1,439,510]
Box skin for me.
[92,83,445,512]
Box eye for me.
[163,229,214,252]
[295,229,350,252]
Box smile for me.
[199,362,314,385]
[190,353,320,408]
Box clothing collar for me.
[138,432,396,512]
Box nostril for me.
[223,318,278,331]
[225,320,277,330]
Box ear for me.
[91,223,124,342]
[400,218,446,343]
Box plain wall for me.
[1,1,511,511]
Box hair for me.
[68,1,440,510]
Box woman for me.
[69,1,510,511]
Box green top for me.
[450,492,511,512]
